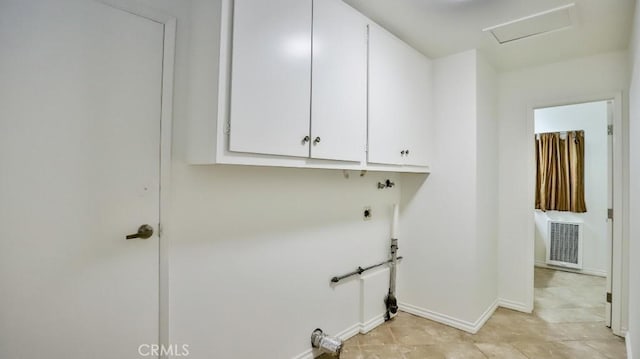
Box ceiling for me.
[343,0,636,70]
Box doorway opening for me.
[532,100,613,329]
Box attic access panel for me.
[483,3,576,44]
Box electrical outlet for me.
[363,206,372,220]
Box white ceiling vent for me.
[483,3,576,44]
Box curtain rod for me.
[535,130,583,135]
[535,130,584,139]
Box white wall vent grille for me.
[546,220,583,269]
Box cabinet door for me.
[229,0,312,157]
[311,0,367,162]
[368,24,405,165]
[368,24,431,167]
[403,52,432,167]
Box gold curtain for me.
[535,130,586,213]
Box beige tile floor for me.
[324,268,626,359]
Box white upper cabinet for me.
[311,0,367,162]
[188,0,432,172]
[229,0,312,157]
[368,23,432,167]
[229,0,367,162]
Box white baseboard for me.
[291,316,386,359]
[359,313,386,334]
[627,332,634,359]
[293,297,535,358]
[471,299,499,333]
[337,322,362,341]
[398,299,498,334]
[295,298,524,358]
[291,348,314,359]
[497,298,532,313]
[535,261,607,277]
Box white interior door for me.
[0,0,164,358]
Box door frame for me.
[98,0,176,349]
[525,91,626,336]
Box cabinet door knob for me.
[405,149,409,155]
[302,136,310,144]
[313,136,321,144]
[400,150,406,156]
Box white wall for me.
[169,167,400,358]
[533,101,609,276]
[169,1,402,358]
[475,52,499,319]
[399,50,498,330]
[400,50,478,325]
[627,0,640,356]
[497,52,629,316]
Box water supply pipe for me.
[330,257,404,284]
